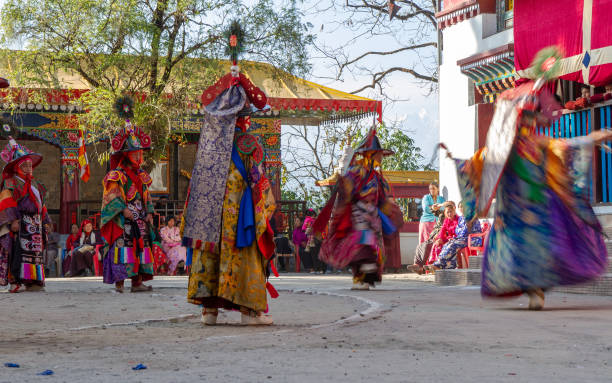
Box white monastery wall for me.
[438,14,513,203]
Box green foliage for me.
[0,0,314,163]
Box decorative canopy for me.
[435,0,496,30]
[316,170,438,187]
[458,44,517,103]
[0,60,381,126]
[201,61,382,125]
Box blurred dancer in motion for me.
[448,47,611,310]
[315,128,403,290]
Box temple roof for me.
[0,57,381,126]
[201,61,381,125]
[316,170,438,187]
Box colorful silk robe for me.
[187,138,276,312]
[456,128,608,297]
[319,160,402,283]
[101,167,155,283]
[0,177,50,286]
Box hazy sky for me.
[300,0,440,167]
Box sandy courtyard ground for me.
[1,274,611,382]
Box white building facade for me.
[436,0,514,204]
[436,0,612,220]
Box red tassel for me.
[266,282,279,298]
[270,260,279,278]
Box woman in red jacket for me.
[429,202,458,264]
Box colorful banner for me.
[515,0,612,86]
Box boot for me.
[359,263,378,274]
[25,284,45,292]
[241,312,274,326]
[351,282,370,290]
[527,288,545,310]
[131,284,153,293]
[201,308,218,326]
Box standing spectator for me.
[419,182,445,243]
[303,209,324,273]
[408,199,419,221]
[292,216,308,272]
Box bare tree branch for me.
[338,42,436,78]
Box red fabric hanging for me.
[514,0,612,87]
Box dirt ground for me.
[1,274,611,382]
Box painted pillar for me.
[59,149,79,234]
[172,142,179,199]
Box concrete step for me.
[435,269,612,296]
[434,269,481,286]
[468,254,612,273]
[554,274,612,296]
[468,255,483,270]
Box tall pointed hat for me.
[355,128,394,156]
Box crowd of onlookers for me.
[44,214,189,278]
[410,182,486,274]
[45,183,490,278]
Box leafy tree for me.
[0,0,314,162]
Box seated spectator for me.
[44,224,60,277]
[565,86,591,110]
[429,201,482,271]
[589,83,612,103]
[408,199,419,222]
[274,232,294,272]
[152,229,169,275]
[160,216,187,275]
[409,202,447,274]
[67,220,103,277]
[428,201,459,265]
[62,223,80,276]
[605,83,612,101]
